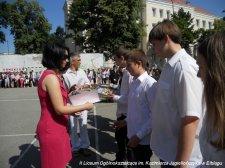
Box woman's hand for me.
[85,102,94,111]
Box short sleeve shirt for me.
[150,49,204,166]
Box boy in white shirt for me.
[112,47,132,162]
[115,49,156,167]
[149,20,203,167]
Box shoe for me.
[79,148,91,157]
[72,150,80,157]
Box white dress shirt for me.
[150,49,204,166]
[113,69,132,117]
[126,71,156,145]
[63,68,90,90]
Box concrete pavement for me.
[0,87,159,168]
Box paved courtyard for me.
[0,87,159,168]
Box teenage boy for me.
[115,49,156,167]
[149,20,203,167]
[112,47,133,163]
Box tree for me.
[196,28,213,44]
[67,0,145,60]
[223,9,225,21]
[0,1,11,43]
[214,19,225,31]
[0,0,51,54]
[171,8,199,54]
[48,26,66,44]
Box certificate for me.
[69,89,101,106]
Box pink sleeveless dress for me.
[36,70,72,168]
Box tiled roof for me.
[164,0,216,16]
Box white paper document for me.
[69,89,101,106]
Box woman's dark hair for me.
[42,41,70,72]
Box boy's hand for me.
[114,120,126,129]
[127,135,140,148]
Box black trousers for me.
[115,114,128,161]
[132,144,152,168]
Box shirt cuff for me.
[136,131,144,140]
[113,95,120,102]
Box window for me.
[196,19,199,27]
[159,9,163,18]
[202,20,206,28]
[166,10,170,19]
[208,22,212,29]
[152,8,156,17]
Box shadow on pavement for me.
[9,113,118,168]
[9,143,40,168]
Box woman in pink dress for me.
[37,42,93,168]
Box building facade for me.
[143,0,219,68]
[64,0,219,68]
[63,0,80,53]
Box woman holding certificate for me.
[36,41,93,168]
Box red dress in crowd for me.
[36,70,72,168]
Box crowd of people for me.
[0,70,42,88]
[0,65,161,90]
[5,19,224,168]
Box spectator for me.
[109,65,119,85]
[0,73,2,88]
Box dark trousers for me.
[132,144,152,168]
[115,114,128,161]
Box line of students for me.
[36,20,225,168]
[112,20,225,168]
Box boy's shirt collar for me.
[135,71,148,83]
[167,49,185,67]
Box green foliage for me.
[213,19,225,31]
[0,0,52,54]
[196,28,214,44]
[48,26,66,44]
[0,1,11,42]
[9,0,51,54]
[68,0,145,60]
[223,9,225,21]
[171,8,198,54]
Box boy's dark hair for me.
[126,49,148,70]
[149,20,181,44]
[42,41,70,72]
[113,46,130,60]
